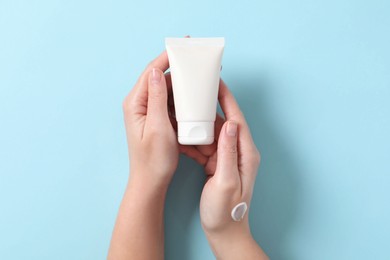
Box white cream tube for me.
[165,37,225,145]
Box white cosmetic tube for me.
[165,37,225,145]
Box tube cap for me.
[178,121,214,145]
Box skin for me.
[108,51,268,260]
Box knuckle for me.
[222,143,237,154]
[146,61,154,70]
[150,89,164,100]
[122,94,138,114]
[147,127,160,138]
[254,149,261,165]
[122,95,131,112]
[146,124,170,139]
[218,179,238,193]
[249,149,261,167]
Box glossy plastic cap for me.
[178,121,214,145]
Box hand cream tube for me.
[165,37,224,145]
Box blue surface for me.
[1,0,389,259]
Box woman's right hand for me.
[179,80,268,259]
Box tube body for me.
[165,37,224,145]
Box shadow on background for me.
[230,71,301,260]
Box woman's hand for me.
[200,80,260,234]
[179,80,268,259]
[108,51,178,260]
[122,51,179,190]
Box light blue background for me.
[1,0,389,259]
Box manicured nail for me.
[226,121,237,137]
[151,68,161,84]
[231,202,248,221]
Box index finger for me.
[134,51,170,91]
[126,51,170,112]
[146,50,170,73]
[218,79,246,126]
[218,79,257,155]
[218,79,260,196]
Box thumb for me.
[215,121,240,184]
[146,68,169,124]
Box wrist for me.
[128,166,173,195]
[126,176,169,205]
[205,225,268,260]
[205,224,251,253]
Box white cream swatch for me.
[231,202,248,221]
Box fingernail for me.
[151,68,161,84]
[226,121,237,137]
